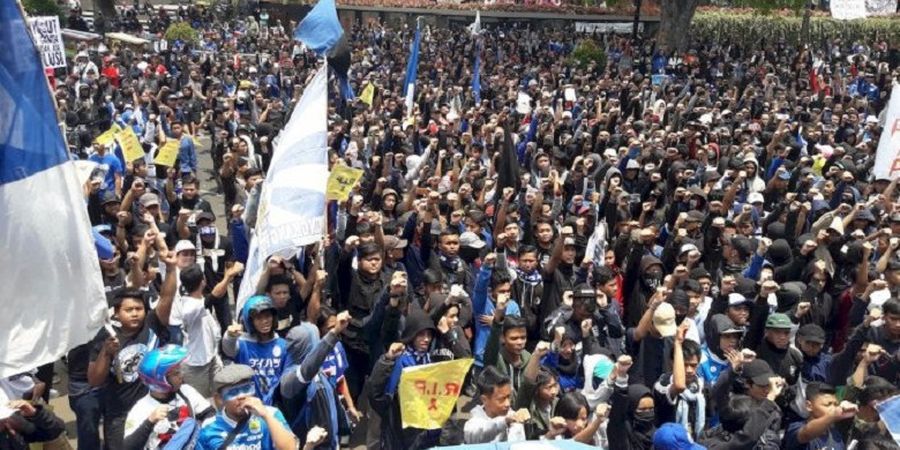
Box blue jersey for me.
[196,407,289,450]
[321,341,348,385]
[235,337,290,405]
[88,152,123,195]
[698,345,730,386]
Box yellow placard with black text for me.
[398,358,473,430]
[325,165,364,201]
[154,139,180,167]
[116,127,145,163]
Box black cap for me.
[742,359,775,386]
[797,324,826,344]
[686,210,706,223]
[729,236,755,259]
[197,211,216,223]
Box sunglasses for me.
[220,382,255,401]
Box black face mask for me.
[633,410,655,431]
[459,246,480,264]
[675,314,687,325]
[643,273,662,289]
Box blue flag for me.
[0,0,107,377]
[472,40,482,105]
[293,0,343,55]
[403,23,422,113]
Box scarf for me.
[439,252,461,280]
[674,376,706,439]
[385,346,431,395]
[196,229,222,273]
[515,268,542,308]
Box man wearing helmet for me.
[222,295,291,405]
[123,345,216,449]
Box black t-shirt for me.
[89,311,166,415]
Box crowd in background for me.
[1,3,899,449]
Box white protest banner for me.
[236,66,329,310]
[830,0,867,20]
[28,16,67,68]
[873,82,900,181]
[516,92,532,115]
[575,22,641,34]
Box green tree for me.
[658,0,806,52]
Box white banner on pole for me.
[830,0,868,20]
[873,82,900,181]
[575,22,641,34]
[28,16,67,68]
[236,66,329,310]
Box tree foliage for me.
[570,39,607,68]
[22,0,61,18]
[164,22,199,43]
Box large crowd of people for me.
[1,3,899,450]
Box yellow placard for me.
[360,82,375,107]
[154,139,180,167]
[398,358,473,430]
[116,127,145,163]
[325,165,364,201]
[93,124,121,146]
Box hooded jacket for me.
[278,323,342,450]
[368,309,441,450]
[623,248,663,328]
[607,382,657,450]
[222,296,290,405]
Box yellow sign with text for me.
[116,127,145,163]
[93,124,121,146]
[398,358,473,430]
[325,165,364,201]
[154,139,180,167]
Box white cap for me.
[174,240,196,254]
[748,192,764,204]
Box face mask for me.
[643,273,662,289]
[633,410,655,431]
[675,314,687,325]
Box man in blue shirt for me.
[197,364,297,450]
[88,140,123,198]
[168,120,197,176]
[782,382,857,450]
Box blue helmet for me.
[241,295,276,334]
[138,344,188,393]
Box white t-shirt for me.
[123,384,212,449]
[179,295,222,367]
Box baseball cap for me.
[653,422,705,450]
[653,303,677,338]
[174,240,196,254]
[196,211,216,223]
[459,231,486,249]
[626,159,641,170]
[777,170,792,181]
[213,364,255,393]
[765,312,793,329]
[748,192,764,204]
[797,324,826,344]
[100,190,121,205]
[383,235,408,251]
[679,243,699,256]
[712,314,744,335]
[727,293,752,308]
[728,236,754,259]
[139,192,160,207]
[685,210,705,223]
[742,359,775,386]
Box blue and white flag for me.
[403,22,422,114]
[468,10,481,35]
[0,0,106,377]
[472,41,482,105]
[293,0,343,55]
[237,66,329,310]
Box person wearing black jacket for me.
[0,402,66,450]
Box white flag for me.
[237,66,329,310]
[468,10,482,35]
[873,82,900,181]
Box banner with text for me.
[873,82,900,181]
[830,0,867,20]
[399,358,473,430]
[575,22,641,34]
[28,16,66,68]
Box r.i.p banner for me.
[873,82,900,181]
[398,358,473,429]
